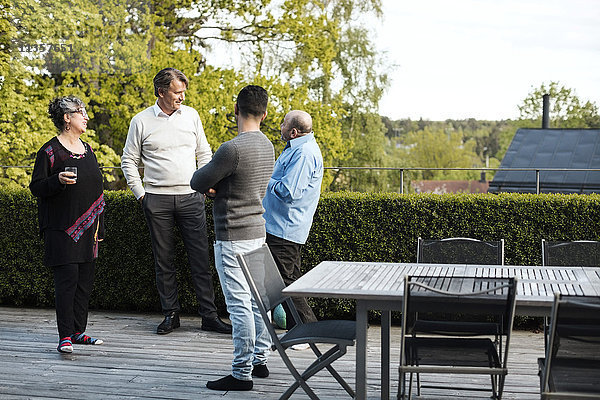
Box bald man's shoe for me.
[201,317,232,334]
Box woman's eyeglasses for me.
[70,108,89,118]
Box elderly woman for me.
[30,96,105,353]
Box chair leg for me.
[281,377,319,400]
[543,316,549,351]
[325,362,355,397]
[285,344,353,398]
[398,370,408,400]
[490,373,507,400]
[497,374,506,400]
[315,344,354,397]
[279,353,321,400]
[414,353,421,396]
[303,345,344,380]
[277,347,321,400]
[411,329,421,396]
[496,334,502,359]
[489,373,497,399]
[397,372,402,399]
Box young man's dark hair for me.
[236,85,268,118]
[153,68,189,97]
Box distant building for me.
[488,129,600,194]
[412,180,489,194]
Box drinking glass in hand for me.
[64,166,77,182]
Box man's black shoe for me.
[201,317,232,334]
[251,364,269,378]
[157,312,180,334]
[206,374,252,391]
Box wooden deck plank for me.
[0,306,544,399]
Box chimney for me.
[542,94,550,129]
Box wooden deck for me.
[0,306,543,399]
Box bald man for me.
[262,110,323,331]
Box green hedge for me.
[2,189,599,325]
[0,189,226,314]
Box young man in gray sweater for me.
[191,85,275,391]
[121,68,231,335]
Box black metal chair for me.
[398,275,517,400]
[236,244,356,400]
[413,237,505,394]
[541,239,600,348]
[542,239,600,267]
[538,294,600,399]
[417,237,504,266]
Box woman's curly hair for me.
[48,96,85,132]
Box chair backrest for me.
[417,237,505,265]
[403,275,517,323]
[400,275,517,366]
[541,239,600,267]
[542,294,600,396]
[236,244,302,330]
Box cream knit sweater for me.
[121,103,212,199]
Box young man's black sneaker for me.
[251,364,269,378]
[206,375,252,391]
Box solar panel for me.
[488,129,600,194]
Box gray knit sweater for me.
[190,130,275,241]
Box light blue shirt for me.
[263,133,323,244]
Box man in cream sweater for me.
[121,68,231,335]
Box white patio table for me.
[283,262,600,400]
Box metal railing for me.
[321,166,600,194]
[3,165,600,195]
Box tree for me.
[324,12,391,191]
[384,119,508,177]
[327,111,389,192]
[156,0,388,184]
[518,81,600,129]
[1,0,389,190]
[404,127,480,181]
[0,0,122,189]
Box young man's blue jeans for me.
[214,238,271,381]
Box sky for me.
[375,0,600,121]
